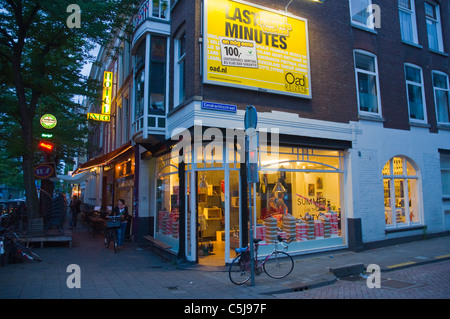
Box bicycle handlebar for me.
[277,235,294,244]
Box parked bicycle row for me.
[0,226,42,266]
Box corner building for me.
[78,0,450,265]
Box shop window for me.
[441,154,450,199]
[398,0,418,44]
[256,147,344,248]
[354,50,381,116]
[425,2,444,52]
[433,72,450,124]
[404,64,426,122]
[155,153,180,251]
[382,156,421,227]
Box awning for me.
[50,170,93,183]
[74,142,133,173]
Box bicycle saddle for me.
[253,238,262,244]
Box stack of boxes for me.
[325,211,339,236]
[314,220,324,238]
[295,221,307,241]
[255,224,266,241]
[264,217,277,243]
[283,215,296,241]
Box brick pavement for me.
[1,223,449,300]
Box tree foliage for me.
[0,0,136,217]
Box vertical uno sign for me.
[102,71,113,114]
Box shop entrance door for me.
[197,170,225,266]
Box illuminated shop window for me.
[382,156,421,227]
[256,147,344,245]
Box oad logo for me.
[285,72,307,94]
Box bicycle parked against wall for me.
[229,235,294,285]
[104,216,121,253]
[0,227,42,266]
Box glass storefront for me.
[255,147,345,256]
[152,143,347,264]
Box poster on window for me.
[203,0,311,98]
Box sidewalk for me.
[0,223,449,299]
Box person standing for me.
[110,199,129,249]
[69,195,81,228]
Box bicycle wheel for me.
[112,230,117,253]
[15,243,42,262]
[263,251,293,279]
[229,253,251,285]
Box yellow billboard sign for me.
[87,113,111,122]
[203,0,311,98]
[102,71,113,114]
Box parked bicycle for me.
[229,235,294,285]
[0,227,42,266]
[104,216,121,253]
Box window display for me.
[254,147,344,252]
[382,156,421,227]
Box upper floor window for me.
[134,40,146,122]
[433,71,450,124]
[149,35,167,115]
[404,64,426,122]
[354,50,381,116]
[425,2,444,52]
[174,32,186,107]
[350,0,373,29]
[398,0,418,44]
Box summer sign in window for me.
[204,0,311,98]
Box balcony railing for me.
[134,0,170,28]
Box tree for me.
[0,0,135,218]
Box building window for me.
[398,0,418,44]
[441,154,450,199]
[404,64,426,122]
[174,32,186,106]
[383,157,421,227]
[134,40,146,130]
[425,2,444,52]
[350,0,373,29]
[354,50,381,116]
[433,72,450,124]
[149,35,167,115]
[257,147,344,247]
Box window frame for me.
[424,2,444,52]
[432,71,450,125]
[440,153,450,199]
[382,156,422,229]
[398,0,419,44]
[404,63,427,123]
[353,50,382,117]
[174,32,186,107]
[349,0,374,30]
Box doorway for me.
[196,170,225,266]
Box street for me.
[275,259,450,299]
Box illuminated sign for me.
[102,71,113,114]
[38,141,54,152]
[203,0,311,98]
[40,114,57,129]
[41,133,53,138]
[87,113,111,122]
